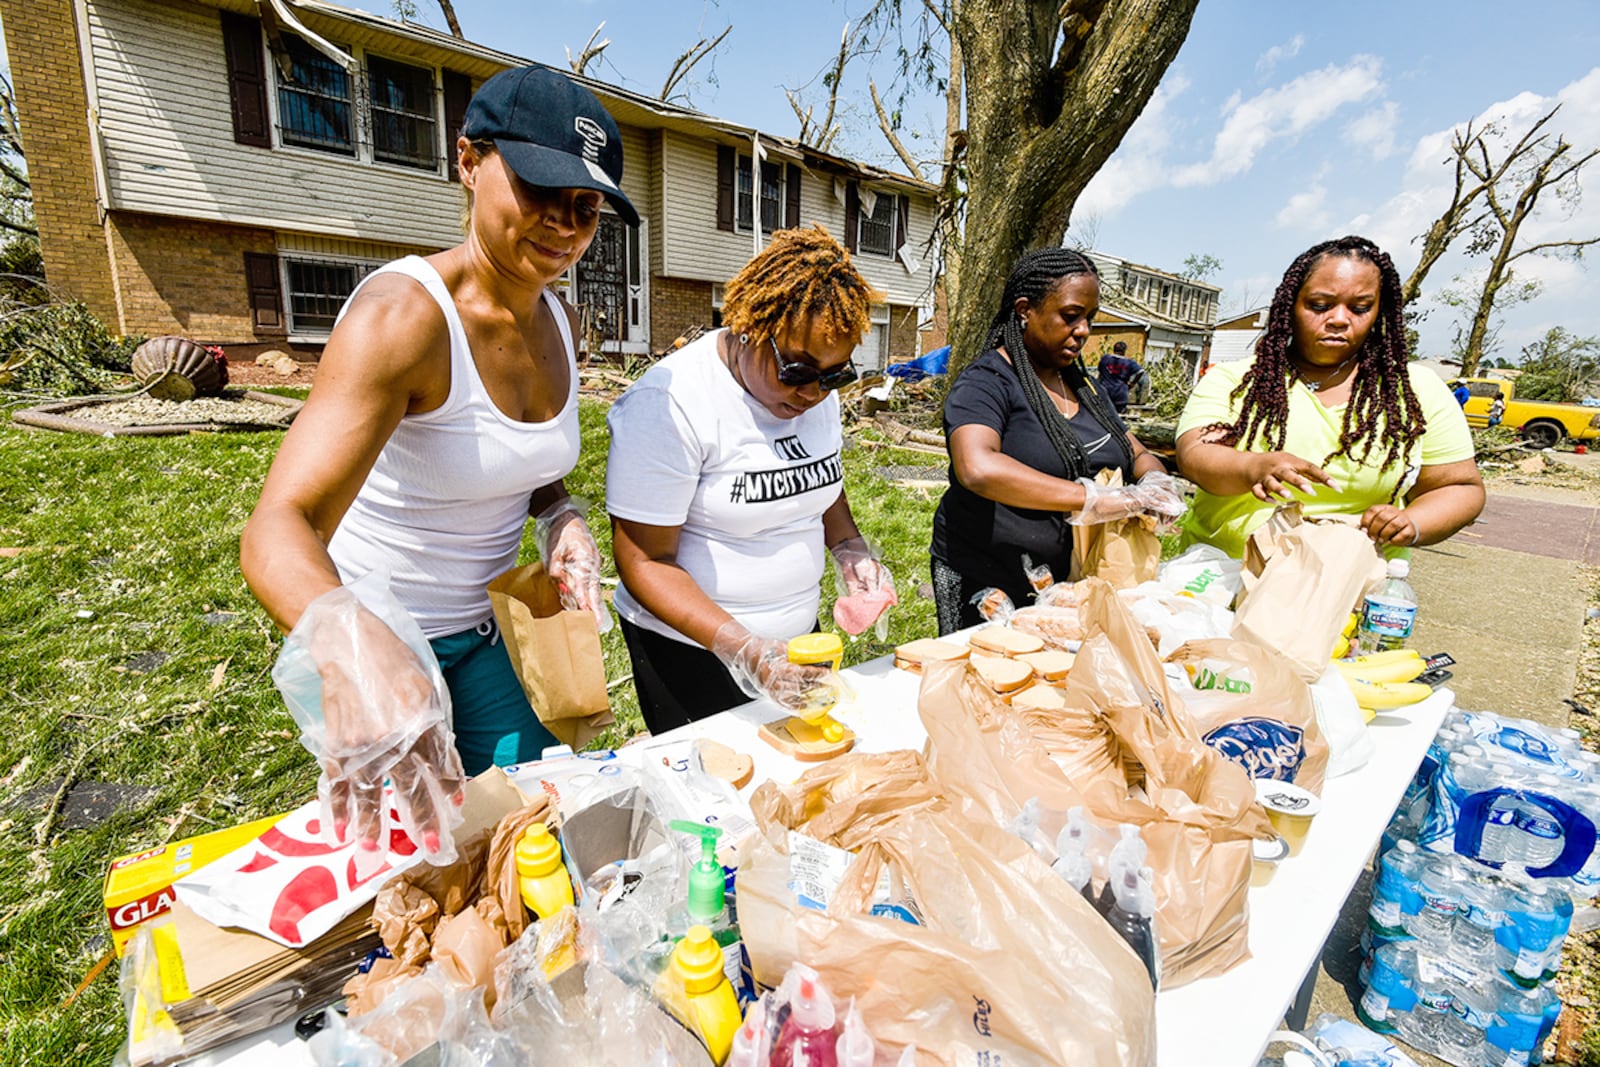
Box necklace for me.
[1294,353,1359,392]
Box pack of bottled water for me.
[1358,844,1569,1065]
[1392,709,1600,899]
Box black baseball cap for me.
[462,66,639,227]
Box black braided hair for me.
[982,247,1135,480]
[1209,235,1425,476]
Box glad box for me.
[104,815,281,956]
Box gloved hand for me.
[273,576,466,870]
[534,496,612,634]
[710,620,848,712]
[1069,472,1188,527]
[829,536,898,638]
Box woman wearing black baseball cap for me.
[241,67,633,858]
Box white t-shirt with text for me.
[606,331,844,645]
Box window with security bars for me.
[857,192,896,256]
[285,258,373,332]
[367,54,437,170]
[276,34,355,154]
[735,156,783,233]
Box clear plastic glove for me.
[1069,472,1188,527]
[533,496,612,635]
[273,573,466,867]
[829,536,898,638]
[710,620,845,712]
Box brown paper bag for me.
[1169,638,1330,795]
[487,562,614,749]
[1232,511,1386,683]
[741,753,1156,1066]
[1070,469,1162,588]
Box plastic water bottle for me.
[1485,979,1557,1066]
[1357,558,1418,653]
[1370,840,1426,939]
[1398,955,1454,1055]
[1409,855,1460,953]
[1443,981,1494,1065]
[1451,876,1508,980]
[1357,941,1419,1034]
[1497,880,1568,987]
[1512,780,1566,869]
[1104,862,1161,990]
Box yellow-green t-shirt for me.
[1175,360,1475,558]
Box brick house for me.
[3,0,941,370]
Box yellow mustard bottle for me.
[515,821,574,922]
[787,632,847,742]
[666,924,742,1064]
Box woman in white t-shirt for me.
[607,226,897,732]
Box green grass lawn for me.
[0,398,942,1062]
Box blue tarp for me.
[885,345,951,381]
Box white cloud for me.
[1256,34,1306,78]
[1345,101,1399,159]
[1356,67,1600,355]
[1171,56,1386,186]
[1276,184,1331,230]
[1073,73,1191,218]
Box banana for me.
[1344,676,1433,711]
[1342,613,1360,639]
[1332,635,1350,659]
[1336,650,1427,684]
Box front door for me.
[576,213,649,354]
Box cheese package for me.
[104,815,281,956]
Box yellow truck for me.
[1454,376,1600,449]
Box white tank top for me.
[327,256,581,639]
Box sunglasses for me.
[770,336,858,392]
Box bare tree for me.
[785,23,855,152]
[870,81,923,178]
[0,73,34,240]
[661,26,732,105]
[1402,111,1563,307]
[567,23,611,78]
[1449,112,1600,376]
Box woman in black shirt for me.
[930,248,1182,633]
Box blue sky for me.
[8,0,1598,359]
[403,0,1600,361]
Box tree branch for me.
[871,80,924,180]
[661,25,732,103]
[817,22,852,149]
[567,22,611,77]
[1508,234,1600,261]
[920,0,952,35]
[0,216,38,238]
[433,0,463,39]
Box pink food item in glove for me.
[832,588,897,636]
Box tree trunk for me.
[947,0,1199,371]
[939,24,964,316]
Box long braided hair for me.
[1211,235,1425,474]
[984,248,1135,478]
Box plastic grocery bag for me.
[487,562,615,750]
[739,752,1157,1066]
[1234,507,1386,683]
[1158,543,1244,608]
[1309,664,1375,779]
[1169,638,1330,795]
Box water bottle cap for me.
[1387,558,1410,579]
[1396,839,1417,853]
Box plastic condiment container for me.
[1254,780,1322,857]
[665,925,742,1064]
[1251,834,1291,887]
[515,822,575,921]
[788,633,847,742]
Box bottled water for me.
[1357,941,1418,1035]
[1451,876,1508,979]
[1397,954,1454,1055]
[1369,840,1426,939]
[1511,778,1566,869]
[1485,979,1557,1067]
[1409,856,1461,953]
[1497,881,1568,987]
[1440,993,1490,1066]
[1357,558,1418,653]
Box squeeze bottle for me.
[772,965,840,1067]
[787,633,848,743]
[664,925,743,1065]
[671,820,730,925]
[727,994,770,1067]
[1105,863,1161,989]
[834,1000,874,1067]
[515,821,574,921]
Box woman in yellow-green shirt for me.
[1176,235,1485,557]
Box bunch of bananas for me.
[1335,649,1433,713]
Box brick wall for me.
[1,0,119,325]
[106,211,277,342]
[650,275,714,352]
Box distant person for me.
[1489,392,1506,427]
[1097,341,1142,414]
[1175,235,1485,557]
[1451,380,1471,407]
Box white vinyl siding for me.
[658,130,937,307]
